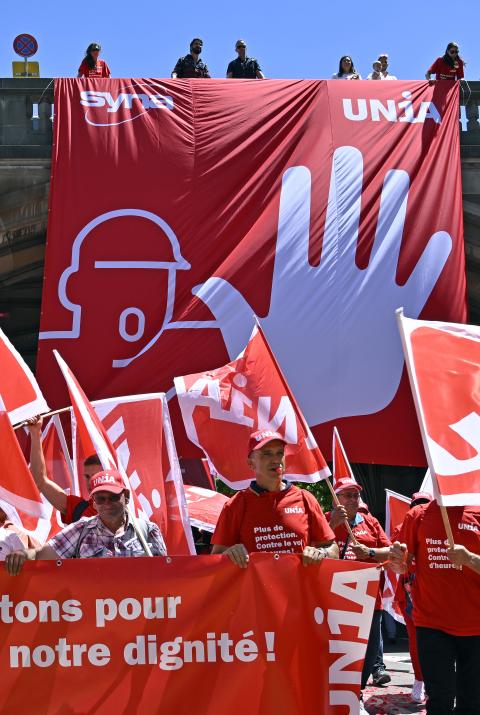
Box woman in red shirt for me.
[426,42,464,81]
[77,42,111,79]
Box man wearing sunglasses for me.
[426,42,464,81]
[5,470,166,575]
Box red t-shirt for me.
[63,494,96,524]
[78,59,111,78]
[211,484,334,554]
[328,511,391,609]
[400,501,480,636]
[428,57,464,80]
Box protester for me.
[332,56,361,80]
[327,478,391,708]
[77,42,111,79]
[390,499,480,714]
[378,53,397,79]
[367,61,384,80]
[5,469,166,574]
[426,42,464,81]
[0,501,39,560]
[226,40,265,79]
[211,430,338,567]
[391,490,432,704]
[28,416,97,523]
[171,38,211,78]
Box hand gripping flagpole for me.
[253,316,358,545]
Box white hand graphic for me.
[193,146,452,424]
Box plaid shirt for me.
[48,514,167,559]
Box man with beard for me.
[172,38,211,78]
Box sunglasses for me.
[449,49,459,54]
[93,493,122,504]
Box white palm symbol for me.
[192,146,452,424]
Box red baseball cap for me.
[410,491,432,506]
[334,477,362,494]
[248,430,286,454]
[89,469,125,496]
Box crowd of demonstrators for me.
[5,469,166,576]
[75,39,467,82]
[77,42,110,78]
[326,478,391,712]
[390,497,480,714]
[211,430,339,567]
[391,491,433,704]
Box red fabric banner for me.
[184,485,229,532]
[0,555,379,714]
[37,79,467,465]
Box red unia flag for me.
[397,311,480,506]
[175,325,330,489]
[0,327,49,424]
[0,396,47,518]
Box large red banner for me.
[37,79,467,465]
[0,556,378,714]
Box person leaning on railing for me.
[425,42,464,81]
[78,42,111,78]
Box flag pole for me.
[253,317,357,544]
[13,406,71,430]
[395,308,457,556]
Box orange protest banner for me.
[0,555,379,714]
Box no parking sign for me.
[13,34,38,57]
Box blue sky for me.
[2,0,479,81]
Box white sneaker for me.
[411,679,425,703]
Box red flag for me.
[54,350,117,472]
[385,489,410,538]
[398,312,480,505]
[82,393,195,555]
[332,427,356,485]
[0,327,49,424]
[0,398,47,518]
[41,415,73,492]
[175,325,330,489]
[184,485,229,533]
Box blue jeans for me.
[362,609,382,689]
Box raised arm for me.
[28,417,67,514]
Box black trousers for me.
[416,626,480,714]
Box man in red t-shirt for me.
[327,478,391,696]
[28,417,98,524]
[426,43,464,81]
[390,500,480,714]
[211,430,338,567]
